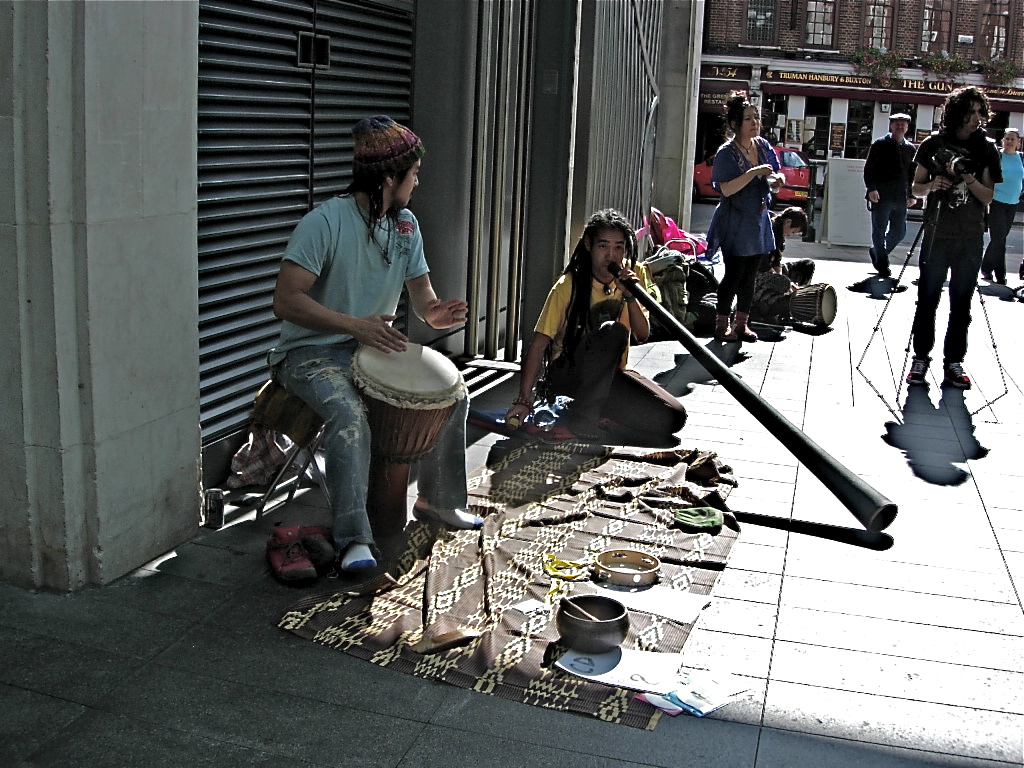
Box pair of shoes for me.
[943,363,971,389]
[980,271,993,282]
[995,277,1007,286]
[876,264,891,278]
[266,526,318,582]
[906,357,929,386]
[412,502,483,530]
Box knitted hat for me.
[352,115,425,175]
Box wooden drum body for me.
[789,283,837,326]
[351,343,467,534]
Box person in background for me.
[906,87,1002,390]
[863,112,917,278]
[269,116,478,576]
[504,209,686,442]
[705,91,783,342]
[980,127,1023,285]
[750,207,812,325]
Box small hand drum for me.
[351,343,467,533]
[789,283,837,326]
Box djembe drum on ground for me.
[350,342,467,536]
[789,283,838,326]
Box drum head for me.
[819,285,837,326]
[352,343,467,409]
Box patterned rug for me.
[278,439,741,729]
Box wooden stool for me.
[249,379,328,515]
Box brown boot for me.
[714,314,735,341]
[731,311,758,342]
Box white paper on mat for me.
[594,584,711,625]
[555,647,684,694]
[556,649,753,716]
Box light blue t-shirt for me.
[993,151,1024,205]
[268,195,429,365]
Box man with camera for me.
[906,86,1002,390]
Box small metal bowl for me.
[555,594,630,654]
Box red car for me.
[693,144,812,205]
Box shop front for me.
[696,64,752,160]
[760,68,1024,159]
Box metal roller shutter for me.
[585,0,662,224]
[197,0,414,447]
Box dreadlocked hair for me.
[560,208,638,364]
[343,166,414,239]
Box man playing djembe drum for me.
[269,115,480,574]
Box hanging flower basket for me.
[919,51,972,83]
[851,47,903,84]
[978,57,1023,88]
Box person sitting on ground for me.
[269,115,479,575]
[750,207,813,325]
[504,209,687,441]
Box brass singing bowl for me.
[555,594,630,654]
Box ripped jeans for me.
[273,341,469,552]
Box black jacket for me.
[864,134,916,198]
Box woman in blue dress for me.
[705,91,783,341]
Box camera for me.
[931,145,972,178]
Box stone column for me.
[0,1,201,590]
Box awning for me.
[761,69,1024,112]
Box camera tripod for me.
[855,202,1009,420]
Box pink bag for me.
[639,208,711,262]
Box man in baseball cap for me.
[863,112,917,277]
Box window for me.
[978,0,1010,58]
[745,0,776,43]
[804,0,836,47]
[864,0,895,50]
[920,0,954,55]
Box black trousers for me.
[546,322,687,436]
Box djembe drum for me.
[789,283,837,327]
[350,343,467,535]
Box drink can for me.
[203,489,225,529]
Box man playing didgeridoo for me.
[504,209,687,442]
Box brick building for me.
[696,1,1024,167]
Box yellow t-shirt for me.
[533,265,656,369]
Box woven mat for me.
[278,439,740,730]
